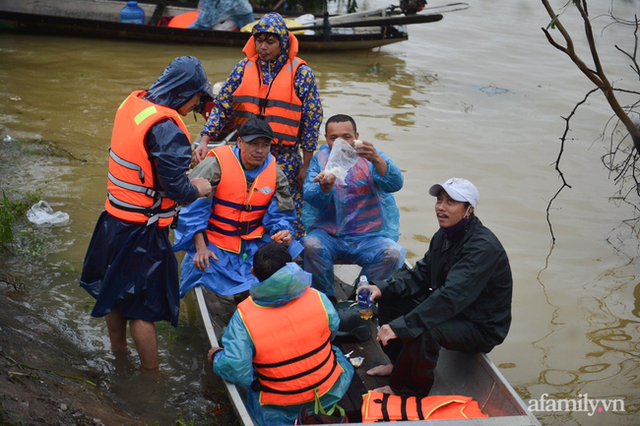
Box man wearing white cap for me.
[358,177,513,397]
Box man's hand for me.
[194,244,218,271]
[376,324,398,346]
[193,135,212,164]
[314,170,337,193]
[355,141,387,176]
[192,177,212,198]
[271,230,292,247]
[208,346,224,363]
[356,283,382,302]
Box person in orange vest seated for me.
[186,0,254,31]
[173,117,303,299]
[301,114,406,300]
[80,56,213,370]
[358,178,513,397]
[208,242,354,426]
[193,12,324,240]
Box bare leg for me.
[367,364,394,376]
[105,310,128,352]
[130,319,159,370]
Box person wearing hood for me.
[80,56,213,370]
[208,242,354,426]
[193,12,323,239]
[359,178,513,397]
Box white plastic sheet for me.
[26,200,70,226]
[324,138,358,185]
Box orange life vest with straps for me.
[231,33,305,148]
[205,146,277,253]
[237,287,343,406]
[361,391,488,422]
[105,90,189,227]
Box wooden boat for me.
[0,0,467,51]
[194,263,541,425]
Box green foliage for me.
[0,190,40,251]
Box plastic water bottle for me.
[120,1,145,25]
[357,275,373,320]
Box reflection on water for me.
[2,0,640,424]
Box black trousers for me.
[377,296,495,397]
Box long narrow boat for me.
[194,263,541,425]
[0,0,466,51]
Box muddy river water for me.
[1,0,639,424]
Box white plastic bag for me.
[324,138,358,185]
[26,200,70,226]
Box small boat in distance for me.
[0,0,469,51]
[195,262,541,425]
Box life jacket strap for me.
[107,192,179,226]
[109,149,145,183]
[108,172,157,198]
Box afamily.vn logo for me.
[528,393,625,416]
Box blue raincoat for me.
[80,56,212,326]
[173,146,303,297]
[212,263,354,426]
[301,145,407,295]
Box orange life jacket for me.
[231,33,305,148]
[205,146,277,253]
[105,90,189,227]
[361,391,488,422]
[237,288,343,406]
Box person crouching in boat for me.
[173,117,303,300]
[79,56,213,370]
[208,242,354,425]
[359,178,513,396]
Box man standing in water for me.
[360,178,512,396]
[80,56,213,370]
[192,12,323,239]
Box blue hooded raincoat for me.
[212,263,354,426]
[80,56,212,326]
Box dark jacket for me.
[376,216,512,347]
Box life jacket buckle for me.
[238,221,250,236]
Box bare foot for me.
[373,385,396,395]
[367,364,393,376]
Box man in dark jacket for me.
[359,177,512,396]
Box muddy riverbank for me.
[0,285,146,425]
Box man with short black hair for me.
[173,117,302,299]
[302,114,406,298]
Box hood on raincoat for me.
[243,12,299,71]
[249,262,311,307]
[145,56,214,110]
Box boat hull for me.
[0,0,411,51]
[196,264,541,425]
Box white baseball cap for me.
[429,178,479,207]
